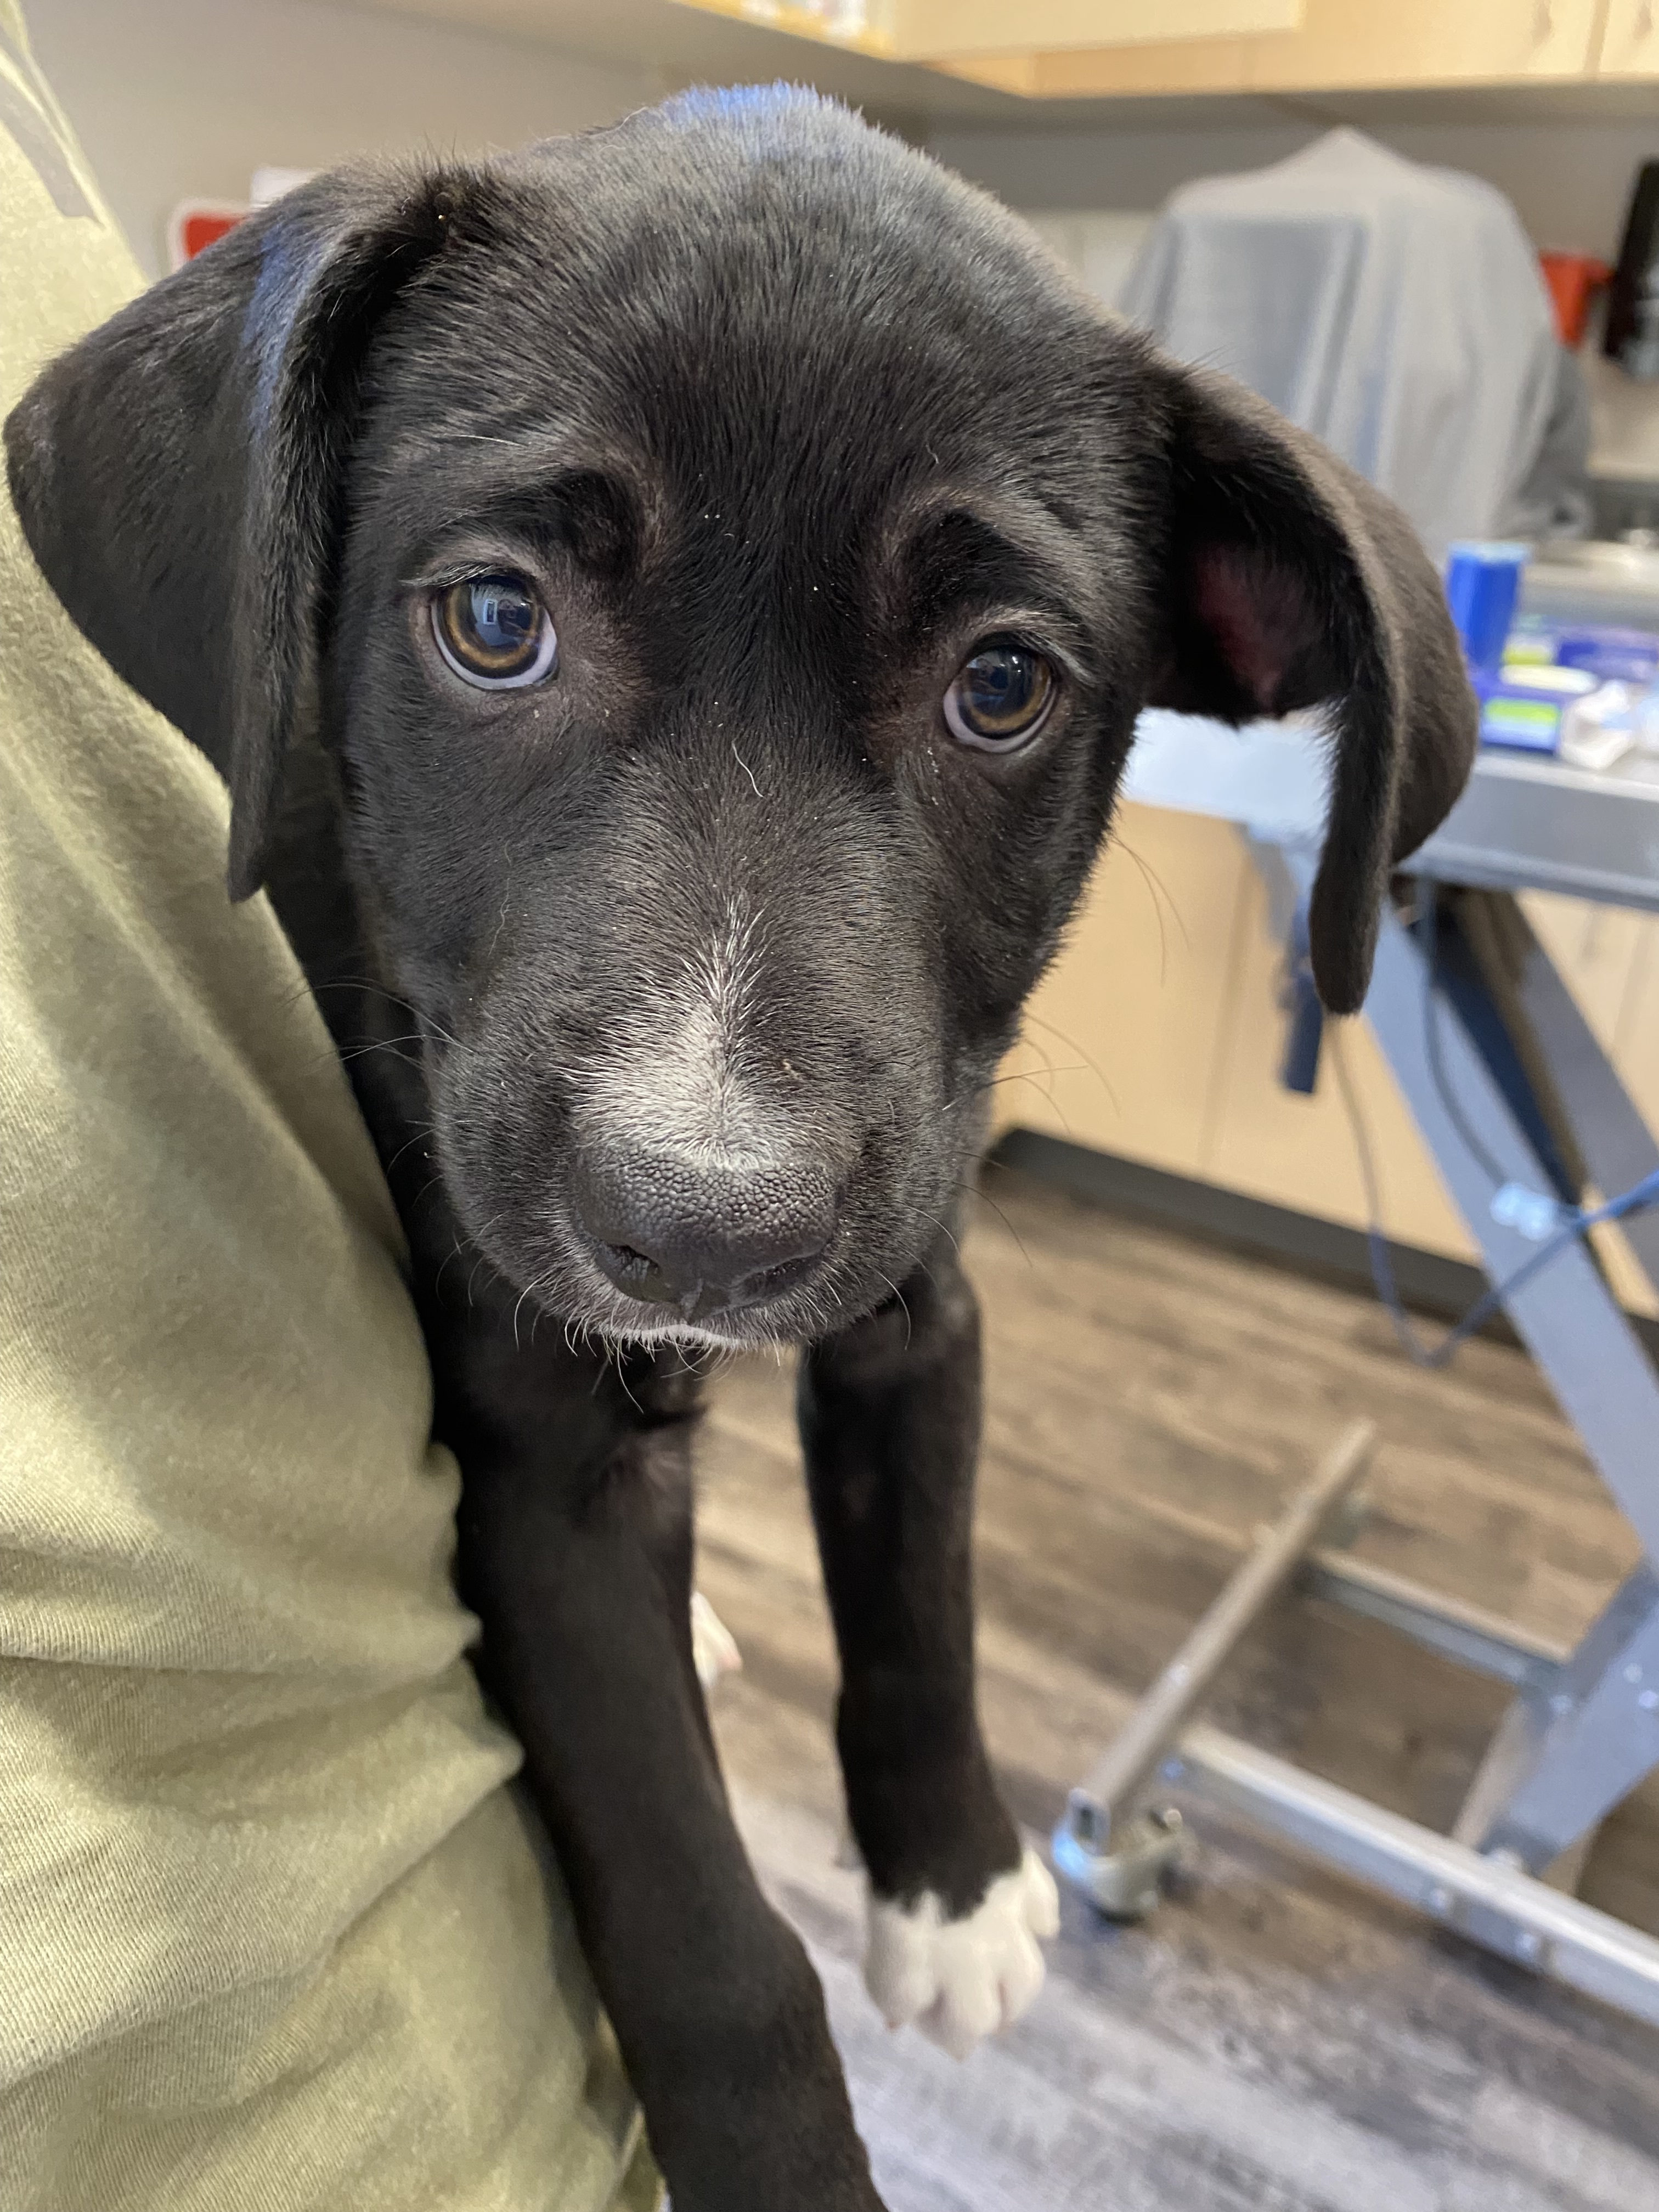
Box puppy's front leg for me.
[455,1353,883,2212]
[800,1251,1058,2059]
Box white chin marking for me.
[598,1309,748,1353]
[863,1848,1059,2061]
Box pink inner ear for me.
[1192,545,1311,714]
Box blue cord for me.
[1368,1165,1659,1370]
[1330,1025,1659,1369]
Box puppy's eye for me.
[943,638,1056,751]
[432,574,557,689]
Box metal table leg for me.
[1362,900,1659,1560]
[1165,1722,1659,2027]
[1504,899,1659,1297]
[1453,1564,1659,1869]
[1053,843,1659,2027]
[1363,896,1659,1855]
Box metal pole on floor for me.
[1054,1421,1376,1916]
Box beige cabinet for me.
[902,0,1302,57]
[1597,0,1659,75]
[1520,894,1659,1313]
[1200,861,1475,1257]
[671,0,1299,64]
[997,805,1659,1318]
[994,803,1251,1179]
[943,0,1604,96]
[1252,0,1600,87]
[997,802,1476,1259]
[937,37,1251,95]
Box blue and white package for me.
[1474,663,1596,752]
[1553,625,1659,684]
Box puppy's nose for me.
[573,1151,836,1317]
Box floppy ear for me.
[4,160,484,899]
[1143,360,1477,1014]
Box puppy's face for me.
[331,129,1154,1346]
[4,91,1476,1351]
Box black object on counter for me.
[1605,160,1659,377]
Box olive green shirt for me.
[0,13,656,2207]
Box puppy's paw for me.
[863,1848,1059,2061]
[690,1591,742,1692]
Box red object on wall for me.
[166,201,246,272]
[1538,250,1612,349]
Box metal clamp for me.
[1053,1804,1186,1921]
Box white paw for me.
[863,1848,1059,2061]
[689,1592,742,1692]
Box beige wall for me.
[931,112,1659,262]
[27,0,653,276]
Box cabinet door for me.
[941,38,1251,95]
[1598,0,1659,74]
[1203,859,1480,1260]
[1613,915,1659,1125]
[1598,912,1659,1312]
[991,803,1249,1181]
[1519,891,1642,1053]
[969,0,1601,94]
[1248,0,1600,88]
[903,0,1301,56]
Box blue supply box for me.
[1444,544,1659,755]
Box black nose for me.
[573,1150,836,1318]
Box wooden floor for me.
[696,1163,1659,2212]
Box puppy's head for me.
[6,88,1474,1349]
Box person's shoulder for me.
[0,8,143,397]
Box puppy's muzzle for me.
[572,1147,837,1321]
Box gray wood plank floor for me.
[697,1164,1659,2211]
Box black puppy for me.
[7,87,1476,2211]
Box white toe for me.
[1020,1847,1061,1939]
[689,1592,742,1691]
[864,1847,1057,2059]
